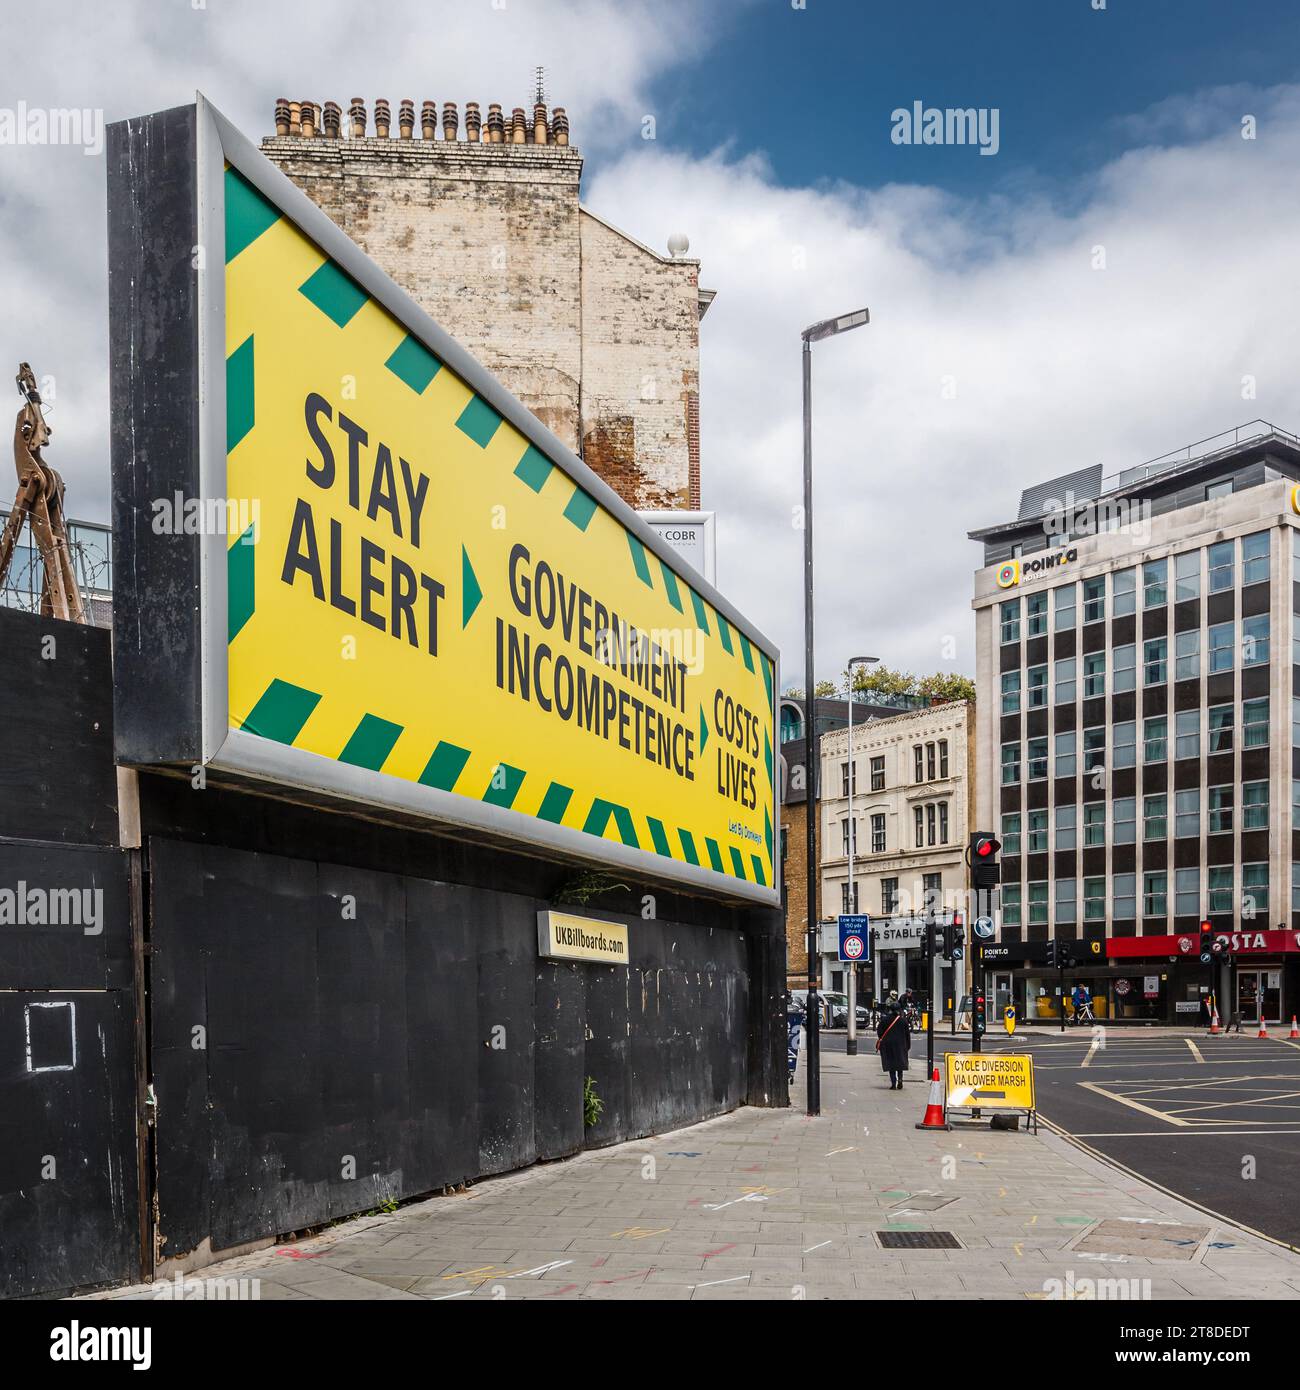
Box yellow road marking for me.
[1081,1041,1101,1068]
[1186,1039,1205,1063]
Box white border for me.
[193,95,780,906]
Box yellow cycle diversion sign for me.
[944,1052,1035,1112]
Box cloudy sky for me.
[6,0,1300,685]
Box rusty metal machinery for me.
[0,363,86,623]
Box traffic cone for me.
[1290,1016,1299,1040]
[1258,1013,1269,1039]
[1208,1007,1221,1035]
[915,1066,951,1131]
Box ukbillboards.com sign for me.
[107,97,778,905]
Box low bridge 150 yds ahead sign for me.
[111,98,777,904]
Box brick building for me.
[260,96,711,508]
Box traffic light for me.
[1045,938,1058,969]
[942,913,965,962]
[970,832,1002,889]
[973,989,986,1036]
[1199,921,1227,963]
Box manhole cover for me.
[876,1231,962,1250]
[1072,1218,1209,1262]
[891,1195,956,1211]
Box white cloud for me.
[585,84,1300,682]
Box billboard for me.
[109,98,778,904]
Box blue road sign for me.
[838,914,871,963]
[974,916,995,940]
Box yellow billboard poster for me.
[212,114,776,903]
[944,1052,1035,1112]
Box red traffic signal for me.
[969,832,1002,888]
[973,835,1000,859]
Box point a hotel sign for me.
[106,96,778,905]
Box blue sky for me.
[650,0,1300,197]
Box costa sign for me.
[1110,931,1300,958]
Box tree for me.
[916,671,976,704]
[781,680,839,700]
[847,664,976,705]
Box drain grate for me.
[876,1230,962,1250]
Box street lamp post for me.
[845,654,879,1057]
[801,307,870,1117]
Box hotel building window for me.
[1243,864,1269,918]
[1054,657,1076,703]
[1056,878,1077,924]
[1084,651,1106,697]
[1143,716,1167,763]
[1175,709,1199,760]
[1174,549,1200,601]
[1175,867,1200,917]
[1083,575,1105,623]
[1055,731,1077,777]
[1113,797,1136,844]
[1113,643,1135,692]
[1083,726,1106,772]
[1242,613,1269,665]
[1242,781,1268,831]
[1241,531,1269,585]
[1208,786,1233,835]
[1143,794,1167,840]
[1113,721,1136,768]
[1114,873,1137,919]
[1027,881,1048,926]
[870,755,885,791]
[1027,738,1048,781]
[1001,812,1021,855]
[1026,591,1047,637]
[1143,558,1168,607]
[1208,540,1234,592]
[1000,598,1020,644]
[1083,803,1105,847]
[1113,568,1136,616]
[1243,697,1268,748]
[1143,872,1167,917]
[1002,884,1021,926]
[1175,789,1200,838]
[1026,809,1048,853]
[1208,866,1234,914]
[1001,670,1021,714]
[1055,583,1076,630]
[1207,704,1233,753]
[1143,637,1167,685]
[1083,877,1105,921]
[1175,629,1199,680]
[1055,805,1076,850]
[1001,743,1020,784]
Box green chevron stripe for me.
[224,167,280,263]
[583,798,640,848]
[750,854,766,886]
[689,589,710,638]
[241,678,320,745]
[338,713,404,771]
[626,533,653,588]
[384,334,441,394]
[536,781,574,824]
[456,395,502,447]
[761,652,774,709]
[699,705,709,754]
[514,445,554,494]
[715,611,735,656]
[483,762,526,809]
[299,259,368,327]
[462,546,482,627]
[739,631,755,673]
[729,846,747,880]
[226,334,255,451]
[679,829,700,866]
[659,560,684,613]
[764,729,772,783]
[647,817,672,857]
[419,741,471,791]
[563,486,597,531]
[765,808,773,864]
[227,526,255,641]
[704,838,725,873]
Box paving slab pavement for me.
[87,1045,1300,1302]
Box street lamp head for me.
[849,655,879,668]
[802,307,870,343]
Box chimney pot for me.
[511,107,527,145]
[300,101,316,139]
[274,98,290,138]
[398,99,415,138]
[533,102,548,145]
[288,101,301,137]
[374,98,391,138]
[442,101,459,140]
[465,101,482,141]
[552,107,569,146]
[486,103,504,143]
[349,98,366,139]
[323,101,341,140]
[421,101,437,139]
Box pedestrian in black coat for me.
[875,997,911,1089]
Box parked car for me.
[789,990,868,1030]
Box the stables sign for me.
[109,97,778,904]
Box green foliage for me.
[849,664,975,705]
[552,869,630,907]
[583,1075,604,1128]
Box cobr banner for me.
[109,98,778,904]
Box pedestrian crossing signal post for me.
[966,832,1001,1058]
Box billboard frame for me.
[130,95,782,906]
